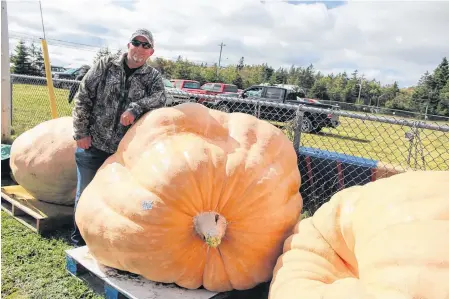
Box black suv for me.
[202,85,340,133]
[53,65,90,89]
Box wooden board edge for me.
[1,190,46,220]
[65,247,222,299]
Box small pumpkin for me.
[269,170,449,299]
[9,117,77,205]
[75,102,302,292]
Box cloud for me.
[6,0,449,87]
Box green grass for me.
[1,211,103,299]
[9,83,449,170]
[278,114,449,171]
[11,84,73,139]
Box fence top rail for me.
[166,90,449,132]
[297,105,449,132]
[11,73,78,84]
[319,99,449,121]
[11,73,48,80]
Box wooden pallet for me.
[65,246,230,299]
[1,185,74,234]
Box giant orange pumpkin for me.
[269,170,449,299]
[9,117,77,205]
[75,102,302,292]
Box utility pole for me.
[216,42,225,78]
[1,0,12,140]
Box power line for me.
[9,35,100,53]
[9,30,119,51]
[9,32,219,66]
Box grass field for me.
[1,210,102,299]
[8,83,449,170]
[296,116,448,170]
[10,84,73,140]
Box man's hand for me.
[77,136,92,149]
[120,111,136,126]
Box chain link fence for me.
[165,89,449,214]
[9,74,189,137]
[9,75,449,214]
[10,74,76,137]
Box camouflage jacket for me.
[72,53,166,153]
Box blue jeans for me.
[71,146,112,247]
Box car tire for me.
[301,117,314,133]
[217,104,230,113]
[311,126,322,133]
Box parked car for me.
[169,79,203,102]
[200,83,239,94]
[53,65,90,89]
[162,78,175,106]
[169,79,207,102]
[201,85,340,133]
[194,83,240,103]
[170,79,204,94]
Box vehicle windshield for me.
[184,81,200,89]
[224,85,238,92]
[62,68,78,75]
[163,79,174,88]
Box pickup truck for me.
[201,85,340,133]
[169,79,207,103]
[194,82,240,103]
[200,83,239,95]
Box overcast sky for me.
[6,0,449,87]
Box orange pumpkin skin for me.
[269,170,449,299]
[75,102,302,292]
[9,117,77,205]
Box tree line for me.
[9,40,45,76]
[9,40,449,117]
[9,41,122,77]
[149,55,449,117]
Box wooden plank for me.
[65,246,227,299]
[1,186,46,219]
[1,185,74,234]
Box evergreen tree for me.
[236,57,244,72]
[93,47,112,64]
[232,75,244,89]
[437,80,449,116]
[29,43,45,76]
[10,40,33,75]
[433,57,449,91]
[114,49,123,59]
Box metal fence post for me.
[254,100,261,118]
[293,105,304,155]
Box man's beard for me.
[131,54,145,64]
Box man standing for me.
[71,29,166,247]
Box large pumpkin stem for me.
[193,212,227,248]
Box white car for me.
[163,78,175,106]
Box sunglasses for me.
[131,39,152,49]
